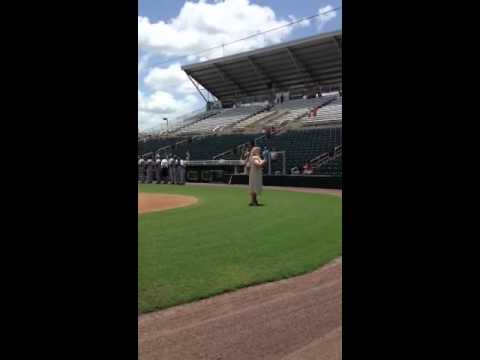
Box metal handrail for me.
[186,159,245,166]
[310,152,329,164]
[213,147,237,160]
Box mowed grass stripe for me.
[138,184,342,313]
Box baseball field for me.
[138,183,342,314]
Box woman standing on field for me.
[248,147,266,206]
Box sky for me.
[138,0,342,132]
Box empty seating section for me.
[139,136,186,155]
[173,133,258,160]
[302,96,342,125]
[138,95,342,179]
[315,156,342,176]
[266,96,337,127]
[139,127,342,177]
[173,109,221,133]
[261,110,289,127]
[231,110,277,131]
[176,106,265,135]
[256,127,342,173]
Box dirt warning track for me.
[138,187,341,359]
[139,259,342,360]
[138,193,198,214]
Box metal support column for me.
[280,151,286,175]
[187,74,209,104]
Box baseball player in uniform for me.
[146,158,154,183]
[138,158,146,183]
[168,155,175,184]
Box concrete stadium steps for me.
[265,96,338,127]
[171,110,221,134]
[250,110,290,132]
[230,110,278,132]
[302,97,342,126]
[176,106,266,135]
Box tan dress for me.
[248,155,263,194]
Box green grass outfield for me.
[138,184,342,313]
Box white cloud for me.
[138,0,302,62]
[144,63,196,95]
[288,14,311,28]
[138,89,202,131]
[138,53,151,73]
[317,5,337,30]
[139,63,204,131]
[139,90,199,115]
[138,1,338,132]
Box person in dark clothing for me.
[266,128,272,139]
[155,158,162,184]
[160,156,169,184]
[242,141,255,174]
[262,146,270,163]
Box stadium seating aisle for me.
[230,110,277,132]
[265,96,337,127]
[302,96,342,125]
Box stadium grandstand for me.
[139,30,342,188]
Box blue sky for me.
[139,0,341,34]
[138,0,342,131]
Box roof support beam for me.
[247,56,278,90]
[186,73,209,104]
[332,37,342,88]
[333,36,342,63]
[285,47,316,85]
[333,36,342,51]
[212,63,250,96]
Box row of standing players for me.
[138,155,187,185]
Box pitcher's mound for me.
[138,193,198,214]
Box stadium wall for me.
[226,174,342,189]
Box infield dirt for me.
[138,193,198,214]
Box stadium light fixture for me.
[163,117,168,133]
